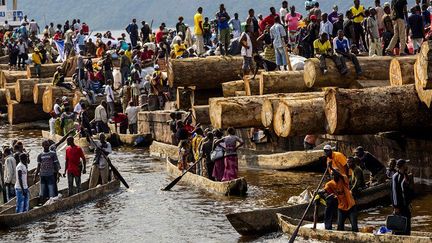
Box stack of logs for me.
[205,53,432,138]
[1,63,76,124]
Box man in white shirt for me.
[125,101,140,134]
[319,13,333,37]
[53,98,62,116]
[4,148,16,201]
[94,101,109,133]
[15,153,29,213]
[280,1,289,25]
[105,80,115,118]
[270,16,287,70]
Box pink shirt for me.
[285,12,302,32]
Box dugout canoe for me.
[226,182,391,236]
[41,130,91,151]
[277,214,432,243]
[0,168,38,208]
[237,149,325,171]
[166,157,248,196]
[150,141,178,159]
[0,179,120,228]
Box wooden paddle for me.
[162,157,202,191]
[57,130,79,151]
[85,133,130,189]
[313,203,318,229]
[288,168,328,243]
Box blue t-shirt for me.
[333,37,350,53]
[217,11,230,30]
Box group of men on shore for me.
[316,144,413,235]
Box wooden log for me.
[324,84,432,135]
[168,56,243,89]
[192,88,223,106]
[192,105,210,125]
[5,84,16,104]
[15,78,71,103]
[389,56,417,86]
[273,98,325,137]
[0,71,27,88]
[259,71,310,95]
[416,41,432,89]
[26,63,62,79]
[222,79,259,97]
[42,85,75,113]
[352,79,390,88]
[209,96,264,129]
[303,56,393,88]
[261,92,324,128]
[7,101,50,124]
[414,60,432,108]
[33,83,52,104]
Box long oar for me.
[53,129,76,148]
[162,157,202,191]
[58,131,79,151]
[288,168,328,243]
[85,133,129,188]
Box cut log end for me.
[389,58,403,86]
[274,103,291,137]
[261,99,274,128]
[303,60,316,88]
[324,89,338,134]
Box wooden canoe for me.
[277,214,432,243]
[237,149,325,171]
[0,168,38,207]
[226,182,391,236]
[166,157,248,196]
[150,141,178,159]
[41,130,91,152]
[0,179,120,228]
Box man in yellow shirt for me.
[32,48,43,78]
[313,33,346,75]
[194,7,205,56]
[173,39,187,58]
[350,0,367,51]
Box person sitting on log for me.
[333,30,362,75]
[173,39,188,58]
[53,67,73,91]
[31,47,43,78]
[354,146,386,185]
[313,32,347,75]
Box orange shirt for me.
[324,176,356,211]
[327,151,348,176]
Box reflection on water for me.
[0,127,430,242]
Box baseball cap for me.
[323,144,332,151]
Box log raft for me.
[168,56,243,90]
[303,56,393,88]
[16,78,72,103]
[324,84,432,135]
[389,56,416,86]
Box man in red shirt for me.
[112,112,128,134]
[259,7,279,31]
[140,45,154,65]
[155,25,164,44]
[63,136,87,196]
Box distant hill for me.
[16,0,417,31]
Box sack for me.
[210,149,224,161]
[386,214,407,232]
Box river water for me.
[0,126,431,242]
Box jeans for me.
[67,173,81,196]
[274,47,287,66]
[40,175,57,199]
[324,196,338,230]
[120,67,130,85]
[34,64,41,77]
[18,53,27,68]
[107,101,115,118]
[339,53,362,74]
[319,54,345,73]
[15,188,30,213]
[337,205,359,232]
[5,183,15,202]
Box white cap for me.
[323,145,332,151]
[154,64,160,70]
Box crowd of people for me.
[169,112,244,182]
[311,144,413,235]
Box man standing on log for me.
[351,0,367,52]
[314,33,346,75]
[270,16,287,70]
[194,7,205,56]
[31,48,43,78]
[240,25,253,77]
[333,30,362,75]
[367,8,382,56]
[385,0,408,56]
[216,4,231,55]
[126,19,139,48]
[63,136,86,196]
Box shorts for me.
[275,47,287,66]
[242,56,252,71]
[219,28,230,45]
[412,38,423,50]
